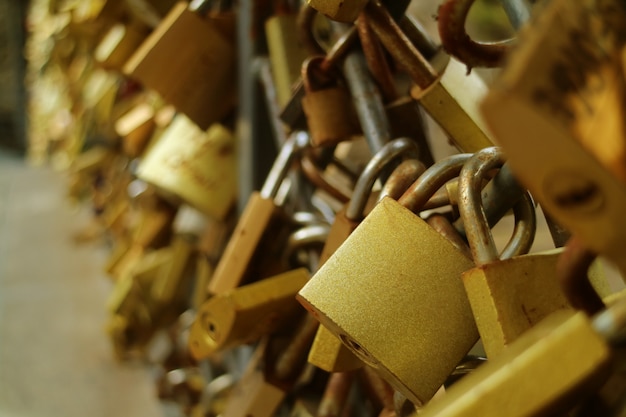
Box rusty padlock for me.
[301,56,362,148]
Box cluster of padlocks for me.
[26,0,626,415]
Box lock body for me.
[298,197,477,406]
[137,116,237,221]
[417,310,613,417]
[189,268,309,360]
[124,1,236,130]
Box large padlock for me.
[362,1,494,153]
[207,131,309,295]
[301,57,362,148]
[136,114,237,221]
[298,153,480,406]
[459,147,611,358]
[123,1,236,130]
[188,268,309,360]
[308,137,421,373]
[479,0,626,276]
[415,296,626,417]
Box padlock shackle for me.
[379,159,426,202]
[346,138,420,220]
[593,294,626,346]
[398,153,472,213]
[261,131,310,200]
[284,223,331,270]
[500,191,536,259]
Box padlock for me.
[308,137,421,373]
[298,153,480,406]
[479,0,626,276]
[362,1,494,153]
[416,295,626,417]
[301,57,361,148]
[150,233,197,307]
[458,148,611,358]
[123,1,236,130]
[136,114,237,221]
[307,0,368,23]
[188,268,309,360]
[265,13,310,107]
[207,131,309,295]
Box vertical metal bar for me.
[498,0,532,30]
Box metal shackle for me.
[398,153,473,213]
[260,131,310,200]
[458,147,536,266]
[379,159,426,202]
[345,137,421,221]
[284,223,331,270]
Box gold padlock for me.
[298,154,478,406]
[301,56,362,148]
[309,138,421,373]
[458,148,612,358]
[94,20,149,71]
[416,298,626,417]
[136,114,237,221]
[480,0,626,276]
[188,268,309,360]
[114,102,156,157]
[123,1,236,130]
[208,131,309,295]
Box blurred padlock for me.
[301,56,361,148]
[265,12,310,107]
[459,148,611,358]
[480,0,626,276]
[94,20,149,71]
[123,1,236,130]
[188,268,309,360]
[208,131,309,295]
[136,114,237,221]
[362,1,493,153]
[416,298,626,417]
[309,137,421,373]
[299,154,479,406]
[114,102,156,157]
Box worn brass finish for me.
[307,0,368,23]
[298,197,477,406]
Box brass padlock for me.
[416,297,626,417]
[94,20,149,71]
[301,57,362,148]
[362,1,494,153]
[123,1,236,130]
[208,131,309,295]
[114,102,156,158]
[479,0,626,276]
[188,268,309,360]
[458,148,611,358]
[309,137,421,373]
[298,153,479,406]
[136,114,237,221]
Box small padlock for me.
[308,137,421,373]
[207,131,309,295]
[188,268,309,360]
[415,296,626,417]
[362,1,494,153]
[298,153,479,406]
[123,1,236,130]
[301,56,362,148]
[114,102,156,157]
[458,147,611,358]
[94,20,149,71]
[136,114,237,221]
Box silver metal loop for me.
[346,137,420,221]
